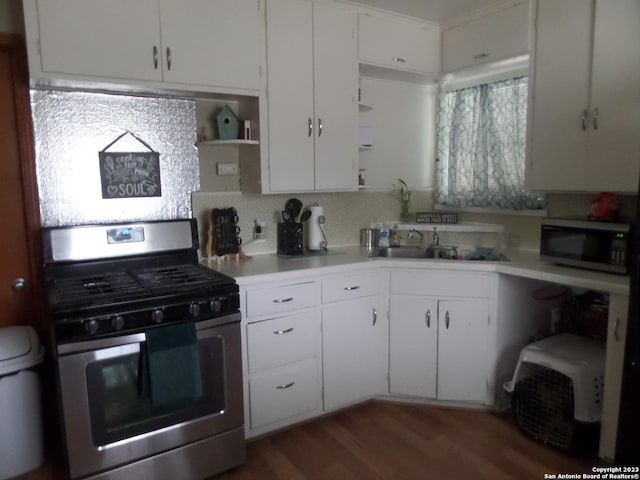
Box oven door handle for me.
[57,314,241,355]
[58,333,147,355]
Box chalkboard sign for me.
[98,131,161,199]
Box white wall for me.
[359,77,436,191]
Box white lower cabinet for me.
[249,357,322,429]
[389,296,438,398]
[389,270,490,404]
[322,295,388,410]
[599,294,629,461]
[242,280,322,436]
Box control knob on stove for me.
[111,315,125,331]
[84,319,99,335]
[189,302,201,317]
[210,299,222,313]
[151,309,164,323]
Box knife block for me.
[277,222,304,256]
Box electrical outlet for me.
[253,219,267,240]
[217,163,238,176]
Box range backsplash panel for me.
[31,90,199,227]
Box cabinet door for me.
[265,0,315,192]
[159,0,262,91]
[358,13,439,74]
[322,295,388,410]
[586,1,640,192]
[599,294,628,461]
[389,296,437,398]
[442,2,529,73]
[313,1,358,191]
[526,0,591,191]
[34,0,162,81]
[437,299,489,403]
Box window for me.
[436,76,544,210]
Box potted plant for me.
[392,178,413,223]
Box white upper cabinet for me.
[158,0,262,91]
[358,12,439,75]
[26,0,162,82]
[23,0,263,93]
[441,2,529,73]
[526,0,640,192]
[265,0,358,193]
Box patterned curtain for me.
[436,76,544,210]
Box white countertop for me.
[202,245,630,296]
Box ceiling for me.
[348,0,502,23]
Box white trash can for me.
[0,326,45,480]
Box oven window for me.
[86,336,225,446]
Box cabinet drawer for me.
[247,311,320,373]
[245,281,318,317]
[390,270,489,297]
[322,272,384,303]
[249,358,321,429]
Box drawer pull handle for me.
[273,297,294,303]
[372,307,377,326]
[445,311,450,330]
[344,285,360,291]
[276,381,295,389]
[392,57,406,63]
[426,310,431,328]
[614,317,621,342]
[473,52,490,60]
[273,327,294,335]
[581,109,588,131]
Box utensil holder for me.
[277,222,304,256]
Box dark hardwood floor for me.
[25,401,601,480]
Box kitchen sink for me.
[370,246,509,262]
[371,246,427,258]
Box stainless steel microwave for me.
[540,218,632,274]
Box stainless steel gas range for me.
[42,219,245,480]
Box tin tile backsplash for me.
[31,90,199,227]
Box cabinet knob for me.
[392,57,406,63]
[153,45,158,70]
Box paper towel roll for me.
[307,204,326,250]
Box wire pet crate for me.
[504,333,606,452]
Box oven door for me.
[56,317,243,479]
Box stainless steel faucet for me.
[408,228,424,242]
[432,227,439,246]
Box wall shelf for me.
[197,139,259,147]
